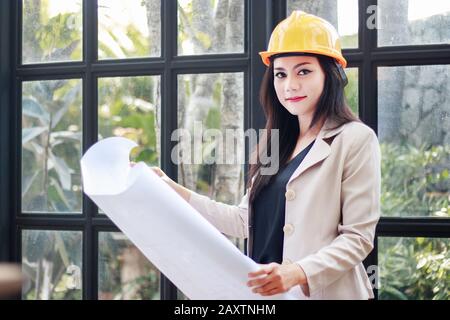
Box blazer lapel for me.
[287,118,347,184]
[287,138,330,184]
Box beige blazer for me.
[188,118,381,300]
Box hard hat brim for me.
[259,50,347,68]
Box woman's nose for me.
[286,76,300,92]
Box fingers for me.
[260,288,280,296]
[247,263,278,288]
[128,163,167,179]
[253,281,278,295]
[248,273,286,296]
[248,263,277,278]
[150,166,164,177]
[247,263,289,296]
[247,274,272,288]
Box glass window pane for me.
[378,0,450,46]
[98,75,161,214]
[177,0,245,55]
[98,76,160,165]
[22,230,82,300]
[379,237,450,300]
[22,79,83,214]
[98,0,161,59]
[378,65,450,217]
[287,0,358,48]
[98,232,160,300]
[177,72,245,244]
[345,67,359,116]
[22,0,82,64]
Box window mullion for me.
[0,0,13,262]
[83,0,98,300]
[160,0,179,300]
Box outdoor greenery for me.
[381,143,450,218]
[379,143,450,300]
[98,75,160,166]
[379,237,449,300]
[98,232,159,300]
[22,79,83,213]
[22,230,82,300]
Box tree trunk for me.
[287,0,337,27]
[146,0,162,163]
[120,246,147,299]
[192,0,214,52]
[23,0,42,62]
[377,0,409,143]
[213,0,245,251]
[179,0,226,190]
[212,0,229,53]
[40,258,53,300]
[213,0,244,205]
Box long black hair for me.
[247,54,359,207]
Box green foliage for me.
[344,68,358,115]
[381,143,450,217]
[119,112,159,165]
[340,33,358,49]
[22,231,82,300]
[22,2,160,300]
[123,273,160,300]
[98,76,159,166]
[22,0,82,63]
[35,12,81,60]
[379,142,450,300]
[22,80,82,213]
[196,31,212,50]
[205,107,221,130]
[379,237,450,300]
[98,233,159,300]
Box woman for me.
[150,11,381,299]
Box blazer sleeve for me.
[296,126,381,297]
[188,188,250,239]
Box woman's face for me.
[273,55,325,118]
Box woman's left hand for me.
[247,262,307,296]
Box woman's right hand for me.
[149,166,173,184]
[130,162,191,202]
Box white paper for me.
[81,137,298,300]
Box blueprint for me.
[81,137,297,300]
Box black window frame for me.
[359,0,450,299]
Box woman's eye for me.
[298,69,311,75]
[274,72,286,78]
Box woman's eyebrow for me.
[274,62,311,71]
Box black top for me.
[252,140,315,264]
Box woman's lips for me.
[286,96,307,102]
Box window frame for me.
[0,0,13,264]
[361,0,450,299]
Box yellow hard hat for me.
[259,11,347,68]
